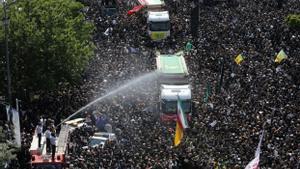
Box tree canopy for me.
[0,0,95,97]
[0,126,18,168]
[286,14,300,28]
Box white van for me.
[93,132,116,141]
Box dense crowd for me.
[14,0,300,169]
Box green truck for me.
[156,51,192,121]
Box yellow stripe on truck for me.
[151,32,167,40]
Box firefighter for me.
[36,122,43,148]
[50,132,57,161]
[45,127,51,153]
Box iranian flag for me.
[174,119,183,147]
[177,96,189,129]
[174,96,188,147]
[245,130,265,169]
[245,156,260,169]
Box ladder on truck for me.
[57,124,70,154]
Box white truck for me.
[156,51,192,121]
[138,0,170,41]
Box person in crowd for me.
[36,122,43,148]
[50,132,57,161]
[45,127,52,153]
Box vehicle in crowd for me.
[129,0,170,41]
[94,132,116,141]
[30,118,88,169]
[83,132,117,149]
[63,118,86,130]
[86,136,107,148]
[156,51,192,121]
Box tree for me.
[0,0,95,97]
[286,14,300,28]
[0,126,18,168]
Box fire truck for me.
[29,117,115,169]
[29,124,71,169]
[156,51,192,121]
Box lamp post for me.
[2,0,14,105]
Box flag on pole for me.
[6,105,11,122]
[245,130,265,169]
[174,96,189,146]
[174,120,183,146]
[185,42,193,52]
[245,156,260,169]
[275,49,288,63]
[127,5,144,15]
[203,82,212,103]
[177,96,189,129]
[235,54,244,65]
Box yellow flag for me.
[174,121,183,147]
[235,54,244,65]
[275,49,288,63]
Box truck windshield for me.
[89,138,106,147]
[149,21,170,31]
[162,100,190,114]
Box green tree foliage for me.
[0,0,95,95]
[0,126,18,168]
[286,14,300,28]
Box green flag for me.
[204,82,211,103]
[185,42,193,52]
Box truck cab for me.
[147,11,170,40]
[139,0,170,40]
[156,51,192,121]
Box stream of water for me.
[58,71,158,126]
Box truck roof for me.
[94,132,116,141]
[161,84,191,100]
[156,51,188,75]
[148,11,169,22]
[138,0,165,7]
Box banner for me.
[11,108,21,147]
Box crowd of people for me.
[13,0,300,168]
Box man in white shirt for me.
[45,127,51,153]
[36,122,43,148]
[50,132,56,161]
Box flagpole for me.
[176,94,180,114]
[216,57,225,94]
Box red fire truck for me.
[30,124,70,169]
